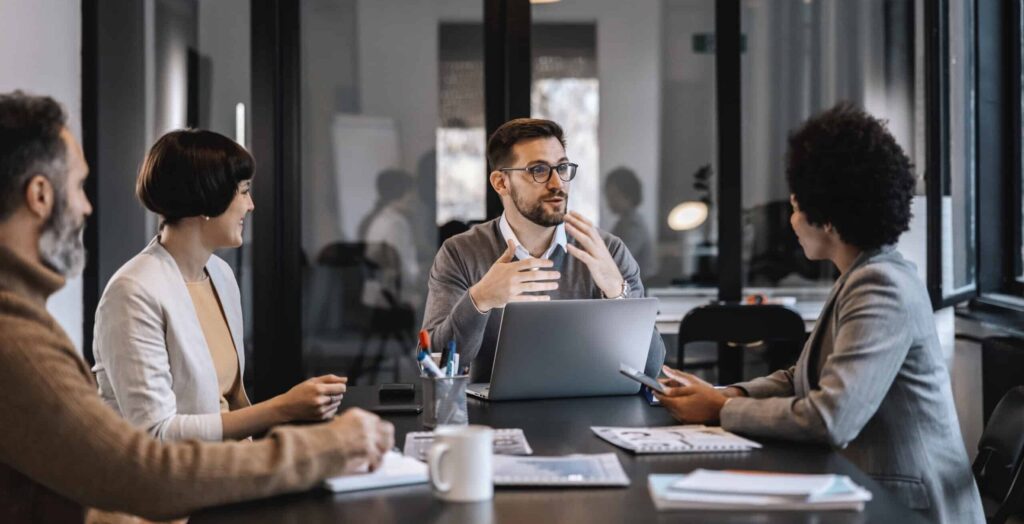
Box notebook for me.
[492,453,630,487]
[648,470,872,511]
[323,451,428,493]
[592,425,761,454]
[402,428,533,461]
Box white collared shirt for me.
[498,213,566,260]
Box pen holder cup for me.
[421,375,470,428]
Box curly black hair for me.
[785,102,916,251]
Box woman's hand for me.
[659,365,713,390]
[655,366,742,424]
[271,374,348,422]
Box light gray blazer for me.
[92,238,249,442]
[720,246,983,523]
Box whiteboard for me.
[331,114,401,240]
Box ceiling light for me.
[668,201,709,231]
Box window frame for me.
[926,0,981,310]
[969,0,1022,315]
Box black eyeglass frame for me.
[498,162,579,183]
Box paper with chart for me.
[492,453,630,486]
[592,425,761,454]
[403,428,533,461]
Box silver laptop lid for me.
[486,298,659,401]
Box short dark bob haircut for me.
[786,102,915,251]
[136,129,254,226]
[486,118,566,171]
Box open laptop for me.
[467,298,659,401]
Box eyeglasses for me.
[499,162,578,184]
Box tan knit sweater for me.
[0,247,352,522]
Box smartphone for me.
[378,383,415,402]
[619,363,666,394]
[369,404,422,415]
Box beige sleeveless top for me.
[186,276,245,412]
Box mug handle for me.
[428,442,452,493]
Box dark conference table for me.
[193,386,928,524]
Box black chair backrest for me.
[316,241,367,267]
[982,336,1024,425]
[974,386,1024,524]
[676,304,807,379]
[678,304,806,346]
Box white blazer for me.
[92,237,249,441]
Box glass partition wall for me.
[240,0,946,389]
[299,0,484,384]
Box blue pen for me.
[445,341,457,377]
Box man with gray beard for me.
[0,91,394,522]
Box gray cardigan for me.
[92,238,249,441]
[421,218,666,382]
[721,246,984,523]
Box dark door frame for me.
[250,0,304,400]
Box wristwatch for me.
[603,279,630,299]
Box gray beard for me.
[38,192,86,277]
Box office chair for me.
[676,303,807,384]
[974,386,1024,524]
[315,241,415,384]
[982,336,1024,425]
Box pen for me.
[440,340,453,369]
[415,330,431,373]
[417,350,444,378]
[445,341,457,377]
[452,353,460,377]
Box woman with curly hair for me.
[656,103,984,523]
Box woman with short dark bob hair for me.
[656,104,984,523]
[92,129,347,442]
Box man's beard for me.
[509,184,569,227]
[38,188,86,278]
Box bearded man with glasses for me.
[422,118,665,381]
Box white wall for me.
[198,0,250,142]
[0,0,84,352]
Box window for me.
[529,0,717,290]
[740,1,918,294]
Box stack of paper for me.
[493,453,630,487]
[323,451,428,493]
[592,425,761,454]
[648,469,872,511]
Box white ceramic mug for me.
[428,424,494,502]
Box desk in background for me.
[193,386,926,524]
[651,286,827,336]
